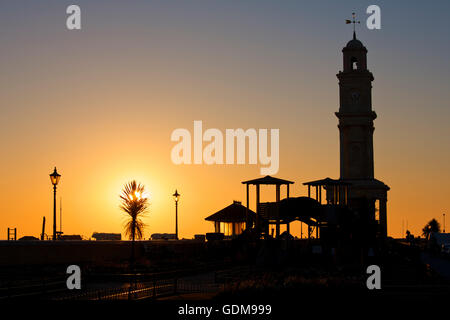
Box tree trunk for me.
[130,219,136,272]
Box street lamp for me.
[49,167,61,240]
[444,213,446,233]
[173,189,180,240]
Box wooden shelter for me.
[205,201,256,237]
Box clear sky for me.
[1,0,449,240]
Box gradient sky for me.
[1,0,449,240]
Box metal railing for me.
[54,277,224,301]
[0,263,242,301]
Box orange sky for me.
[0,2,449,240]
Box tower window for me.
[351,57,358,70]
[375,200,380,222]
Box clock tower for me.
[336,31,389,238]
[336,32,375,180]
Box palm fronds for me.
[422,218,441,240]
[119,180,149,241]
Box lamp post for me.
[173,190,180,240]
[49,167,61,240]
[444,213,446,233]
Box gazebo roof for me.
[241,175,294,185]
[278,196,322,222]
[205,201,256,223]
[303,177,351,186]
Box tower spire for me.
[346,12,360,39]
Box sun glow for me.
[127,191,149,201]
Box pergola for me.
[242,175,294,237]
[303,177,351,205]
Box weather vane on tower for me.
[346,12,360,39]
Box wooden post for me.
[246,184,250,229]
[337,186,340,205]
[287,184,290,198]
[319,186,322,204]
[333,186,337,204]
[327,185,330,204]
[308,185,311,198]
[276,184,280,238]
[256,184,260,233]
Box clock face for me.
[351,91,360,104]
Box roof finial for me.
[346,12,360,39]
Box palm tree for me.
[422,218,441,240]
[119,180,148,268]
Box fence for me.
[54,277,224,301]
[0,264,245,301]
